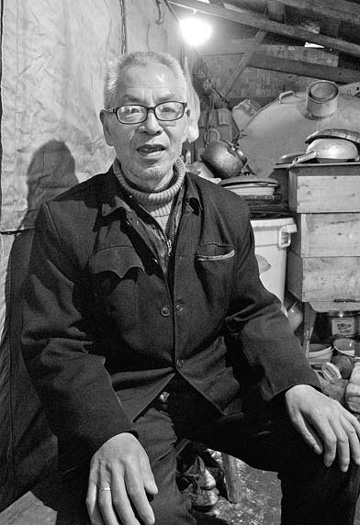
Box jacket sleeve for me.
[224,206,320,402]
[21,203,136,472]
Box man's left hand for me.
[285,384,360,472]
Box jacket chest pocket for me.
[195,243,235,306]
[88,247,145,324]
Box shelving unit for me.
[286,162,360,356]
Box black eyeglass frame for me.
[104,101,188,125]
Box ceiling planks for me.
[221,30,267,95]
[169,0,360,57]
[273,0,360,27]
[246,54,360,84]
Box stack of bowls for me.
[332,337,360,358]
[308,343,333,366]
[321,338,360,382]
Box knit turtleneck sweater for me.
[113,158,186,232]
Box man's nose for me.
[141,109,162,133]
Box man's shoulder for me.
[43,170,111,220]
[52,171,107,204]
[186,170,250,214]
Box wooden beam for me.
[201,41,263,55]
[244,53,360,84]
[201,40,336,56]
[222,30,267,95]
[169,0,360,58]
[225,0,267,9]
[273,0,360,27]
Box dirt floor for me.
[193,457,360,525]
[192,375,360,525]
[194,460,281,525]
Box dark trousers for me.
[133,380,360,525]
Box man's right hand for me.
[86,432,158,525]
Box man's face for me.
[101,63,189,191]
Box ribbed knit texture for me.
[113,158,186,231]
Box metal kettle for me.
[200,139,247,179]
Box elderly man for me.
[22,51,360,525]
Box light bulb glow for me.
[179,17,212,47]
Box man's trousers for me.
[133,380,360,525]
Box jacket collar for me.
[101,162,202,218]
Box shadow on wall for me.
[0,141,79,511]
[21,140,79,229]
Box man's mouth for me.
[137,144,166,154]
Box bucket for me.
[251,217,297,304]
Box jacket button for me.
[175,302,184,312]
[160,305,171,317]
[176,359,184,368]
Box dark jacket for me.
[21,165,319,472]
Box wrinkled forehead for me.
[116,64,183,103]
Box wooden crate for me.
[288,163,360,213]
[291,213,360,257]
[287,252,360,302]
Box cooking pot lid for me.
[275,152,305,165]
[305,128,360,146]
[220,175,279,187]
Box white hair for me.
[104,51,188,109]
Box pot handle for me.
[203,128,221,145]
[278,91,295,104]
[291,150,317,165]
[278,224,297,248]
[235,148,247,165]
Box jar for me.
[326,311,360,338]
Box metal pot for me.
[293,137,359,164]
[200,140,247,179]
[305,80,339,118]
[238,81,360,176]
[305,128,360,147]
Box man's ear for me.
[181,108,191,144]
[100,110,114,146]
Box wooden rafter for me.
[221,30,267,95]
[203,47,359,87]
[169,0,360,57]
[246,53,360,84]
[273,0,360,27]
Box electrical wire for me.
[119,0,127,53]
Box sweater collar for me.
[112,158,186,207]
[101,160,201,217]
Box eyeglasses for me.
[105,101,187,125]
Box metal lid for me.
[220,175,279,187]
[305,128,360,146]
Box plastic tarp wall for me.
[124,0,183,57]
[1,1,125,232]
[0,0,185,509]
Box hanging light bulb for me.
[179,16,212,47]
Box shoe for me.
[181,455,217,490]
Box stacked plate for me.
[220,175,279,197]
[307,343,333,365]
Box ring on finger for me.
[98,487,112,493]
